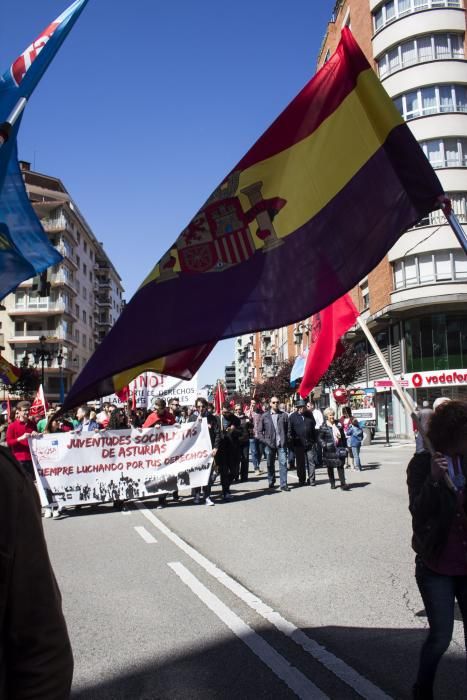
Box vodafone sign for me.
[406,370,467,389]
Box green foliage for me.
[320,341,366,389]
[257,358,295,401]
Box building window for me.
[377,33,464,78]
[394,85,467,120]
[360,281,370,308]
[414,191,467,227]
[82,334,87,348]
[83,263,87,275]
[75,329,80,342]
[82,310,87,323]
[84,241,87,254]
[373,0,462,33]
[75,303,80,317]
[405,313,467,371]
[83,287,87,300]
[393,249,467,288]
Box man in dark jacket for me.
[0,447,73,698]
[215,404,241,499]
[288,400,317,486]
[189,397,220,505]
[258,396,289,491]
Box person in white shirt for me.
[308,400,324,466]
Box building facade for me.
[0,162,125,402]
[317,0,467,435]
[238,0,467,435]
[224,362,237,395]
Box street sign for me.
[374,379,409,388]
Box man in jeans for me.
[258,396,289,491]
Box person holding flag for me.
[6,401,39,480]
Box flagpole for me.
[356,316,435,455]
[0,97,27,148]
[438,196,467,254]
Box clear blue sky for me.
[2,0,334,386]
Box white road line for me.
[136,503,391,700]
[134,525,157,544]
[168,562,328,700]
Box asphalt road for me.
[43,442,466,699]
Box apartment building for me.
[224,362,237,395]
[0,162,125,401]
[316,0,467,435]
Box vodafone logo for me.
[409,371,467,388]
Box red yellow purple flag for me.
[62,28,443,409]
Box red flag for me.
[214,381,225,415]
[116,386,129,403]
[299,295,359,398]
[131,384,137,411]
[29,384,48,419]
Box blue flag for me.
[290,349,308,388]
[0,0,90,298]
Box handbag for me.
[337,447,348,460]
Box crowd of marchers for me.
[1,391,467,699]
[2,394,365,514]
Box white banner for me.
[105,372,200,408]
[30,419,213,509]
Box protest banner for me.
[29,418,213,509]
[104,372,199,408]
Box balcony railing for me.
[12,300,75,314]
[373,0,462,35]
[54,244,78,268]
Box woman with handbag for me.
[318,408,350,491]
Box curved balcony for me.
[383,60,467,98]
[408,112,467,140]
[372,7,466,57]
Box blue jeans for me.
[249,438,260,470]
[265,446,287,488]
[351,445,361,469]
[415,558,467,693]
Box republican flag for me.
[0,0,89,298]
[29,384,48,419]
[214,382,225,415]
[298,295,359,398]
[0,353,20,386]
[62,28,443,410]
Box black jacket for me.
[0,447,73,699]
[318,422,346,468]
[288,411,316,448]
[258,410,288,449]
[407,452,467,560]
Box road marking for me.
[168,561,327,700]
[134,525,157,544]
[136,503,391,699]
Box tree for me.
[257,358,295,402]
[320,341,366,389]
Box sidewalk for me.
[369,432,413,448]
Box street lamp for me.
[57,347,65,403]
[293,321,312,346]
[33,335,48,387]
